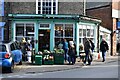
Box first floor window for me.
[37,0,58,14]
[15,23,34,41]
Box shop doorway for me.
[38,30,50,51]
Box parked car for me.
[0,41,23,73]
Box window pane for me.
[26,24,34,36]
[16,24,24,36]
[55,38,62,47]
[79,29,82,37]
[90,29,94,37]
[65,24,73,37]
[83,29,86,37]
[40,24,49,28]
[53,2,56,6]
[38,2,41,6]
[55,24,63,37]
[87,29,90,37]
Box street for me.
[1,58,119,78]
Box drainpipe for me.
[97,23,101,53]
[83,0,86,16]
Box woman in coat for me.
[68,41,76,65]
[100,39,109,62]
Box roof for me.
[8,14,80,19]
[86,2,111,9]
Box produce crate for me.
[35,55,42,65]
[42,53,54,65]
[43,60,54,65]
[54,53,64,64]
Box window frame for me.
[36,0,58,14]
[15,23,35,41]
[79,24,95,44]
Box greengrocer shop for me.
[8,14,101,56]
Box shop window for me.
[26,24,34,36]
[15,23,34,41]
[65,24,73,37]
[37,0,58,14]
[79,25,95,45]
[55,24,63,37]
[16,24,24,36]
[54,24,74,47]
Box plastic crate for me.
[35,55,42,65]
[54,54,64,64]
[43,60,54,65]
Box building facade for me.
[86,2,119,56]
[3,0,101,55]
[112,0,120,54]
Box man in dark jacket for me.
[100,39,109,62]
[83,38,92,65]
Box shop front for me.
[9,14,101,56]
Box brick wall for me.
[58,2,84,15]
[86,5,112,30]
[112,18,117,55]
[10,2,36,14]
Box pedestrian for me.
[89,39,95,62]
[100,38,109,62]
[68,41,76,65]
[21,37,27,61]
[30,37,34,49]
[89,39,95,52]
[83,37,92,65]
[27,44,32,62]
[62,38,69,62]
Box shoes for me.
[102,60,105,62]
[83,63,86,66]
[87,63,91,65]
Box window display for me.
[54,24,74,47]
